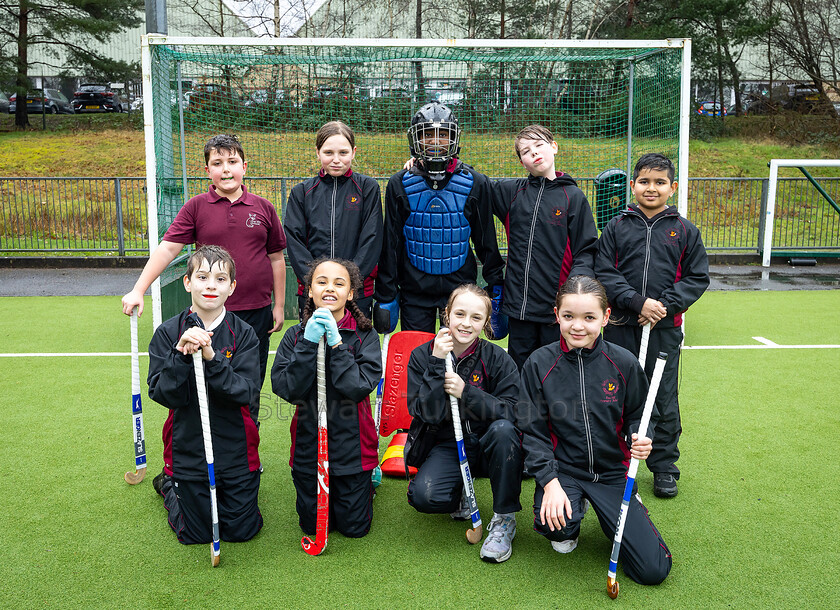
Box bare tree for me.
[770,0,840,113]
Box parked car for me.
[131,92,189,112]
[72,84,125,113]
[743,95,782,115]
[428,89,464,107]
[785,84,834,114]
[188,83,239,113]
[696,101,727,117]
[0,91,9,114]
[244,88,286,112]
[9,89,74,114]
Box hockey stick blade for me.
[301,536,326,556]
[124,467,147,485]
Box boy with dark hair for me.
[148,245,263,545]
[492,124,599,369]
[373,101,505,334]
[122,134,286,399]
[595,152,709,498]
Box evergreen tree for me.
[0,0,142,128]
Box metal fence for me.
[1,176,838,255]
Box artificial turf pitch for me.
[0,290,838,607]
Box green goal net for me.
[142,37,690,325]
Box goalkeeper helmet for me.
[407,101,461,180]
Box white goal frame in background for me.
[141,36,692,328]
[763,159,840,267]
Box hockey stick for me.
[446,353,483,544]
[302,337,329,555]
[124,308,147,485]
[371,333,390,487]
[607,351,668,599]
[193,351,221,567]
[638,322,652,369]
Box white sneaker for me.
[551,538,578,554]
[479,514,516,563]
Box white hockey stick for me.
[638,322,652,369]
[606,351,667,598]
[124,308,147,484]
[193,351,221,567]
[446,353,482,544]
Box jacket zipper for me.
[638,211,666,297]
[577,351,597,481]
[329,178,337,258]
[520,178,546,319]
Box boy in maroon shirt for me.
[122,134,287,397]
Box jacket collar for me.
[561,335,604,361]
[527,171,578,187]
[318,168,353,182]
[623,203,679,221]
[208,184,252,205]
[336,308,356,331]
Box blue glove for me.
[488,284,509,340]
[373,299,400,334]
[303,316,326,344]
[313,308,341,346]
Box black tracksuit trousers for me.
[162,471,263,545]
[603,324,684,477]
[407,419,523,515]
[532,472,672,585]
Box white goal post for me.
[763,159,840,267]
[141,36,692,328]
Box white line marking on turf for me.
[752,336,779,346]
[682,344,840,350]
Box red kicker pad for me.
[378,331,435,437]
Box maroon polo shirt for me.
[164,184,286,311]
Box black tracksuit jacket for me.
[595,204,709,328]
[375,160,505,307]
[148,309,261,481]
[407,338,519,444]
[284,170,383,298]
[517,337,650,487]
[493,172,598,323]
[270,311,381,476]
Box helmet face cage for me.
[407,102,461,176]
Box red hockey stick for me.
[302,338,329,555]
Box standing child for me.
[122,134,286,400]
[271,257,381,538]
[493,125,599,370]
[284,121,383,318]
[406,284,522,563]
[373,101,505,334]
[147,245,263,545]
[595,152,709,498]
[517,275,671,586]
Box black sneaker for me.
[653,473,678,498]
[153,469,172,497]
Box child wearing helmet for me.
[373,102,505,334]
